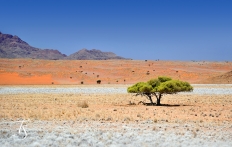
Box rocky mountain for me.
[0,32,129,60]
[0,32,66,60]
[66,48,128,60]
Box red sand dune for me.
[0,59,231,85]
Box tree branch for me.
[152,92,159,99]
[134,93,151,101]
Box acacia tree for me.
[127,76,193,106]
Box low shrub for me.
[97,80,101,84]
[78,101,89,108]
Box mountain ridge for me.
[0,32,129,60]
[0,32,67,60]
[66,48,128,60]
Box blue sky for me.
[1,0,232,60]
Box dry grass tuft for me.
[153,118,158,123]
[78,101,89,108]
[192,131,197,138]
[128,101,136,105]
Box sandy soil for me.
[0,59,231,85]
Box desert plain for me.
[0,59,232,146]
[0,59,232,85]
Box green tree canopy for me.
[127,76,193,105]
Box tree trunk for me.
[156,94,162,106]
[148,95,154,105]
[157,98,161,106]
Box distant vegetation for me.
[127,76,193,106]
[97,80,101,84]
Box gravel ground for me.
[0,84,232,95]
[0,120,231,147]
[0,87,126,94]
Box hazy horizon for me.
[1,0,232,61]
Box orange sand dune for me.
[0,59,231,85]
[0,72,53,85]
